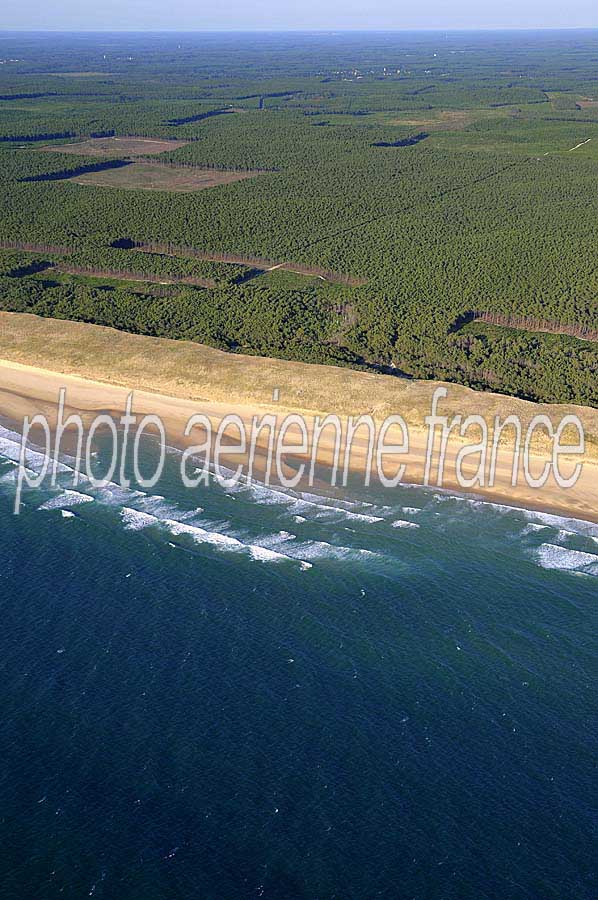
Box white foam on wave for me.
[556,528,580,542]
[120,508,311,568]
[401,507,422,515]
[289,495,383,524]
[0,436,69,474]
[0,463,37,482]
[289,539,379,562]
[171,519,313,567]
[253,530,297,549]
[391,519,420,529]
[521,522,548,535]
[523,509,598,539]
[534,543,598,576]
[60,509,76,519]
[432,487,598,539]
[38,490,94,511]
[0,425,72,474]
[91,482,145,506]
[161,448,366,512]
[166,517,250,550]
[122,502,365,568]
[0,425,24,442]
[249,544,304,564]
[167,519,311,565]
[120,507,156,531]
[297,490,364,512]
[343,511,384,523]
[223,479,291,506]
[438,494,523,517]
[0,426,86,483]
[134,493,203,521]
[221,477,385,524]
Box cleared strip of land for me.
[457,310,598,343]
[133,241,367,286]
[53,264,215,288]
[0,240,73,255]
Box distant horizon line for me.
[2,26,598,34]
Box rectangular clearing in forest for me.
[40,136,190,157]
[70,163,262,192]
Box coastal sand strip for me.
[0,312,596,522]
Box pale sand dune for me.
[0,311,597,522]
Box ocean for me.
[0,420,596,899]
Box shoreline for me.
[0,338,597,524]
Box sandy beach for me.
[0,311,597,523]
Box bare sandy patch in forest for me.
[70,162,261,192]
[387,110,479,130]
[39,136,189,157]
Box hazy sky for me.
[2,0,597,31]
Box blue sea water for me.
[0,421,596,899]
